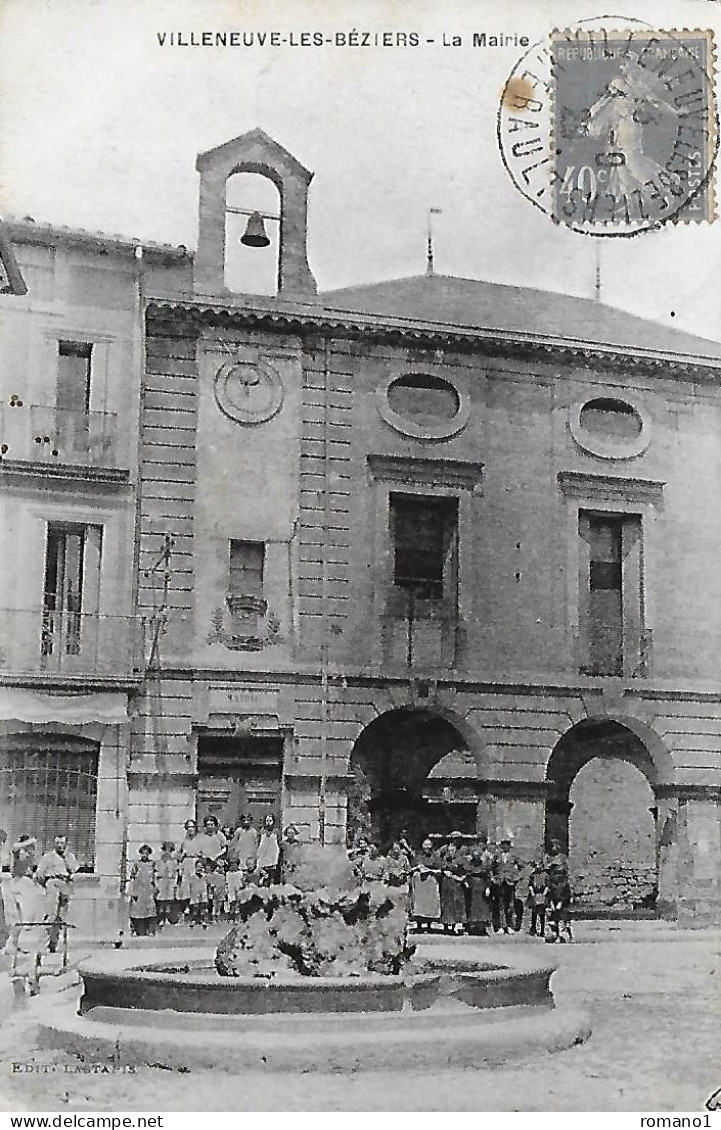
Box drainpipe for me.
[318,336,331,847]
[121,243,145,897]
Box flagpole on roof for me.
[426,207,442,276]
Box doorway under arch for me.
[545,718,665,912]
[347,708,480,848]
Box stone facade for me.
[132,131,721,922]
[0,224,191,933]
[3,131,721,927]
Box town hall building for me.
[2,130,720,927]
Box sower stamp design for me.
[551,29,717,232]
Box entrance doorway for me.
[347,708,478,848]
[196,734,282,833]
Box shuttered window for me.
[0,734,99,870]
[389,494,458,602]
[57,341,92,414]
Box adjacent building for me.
[2,129,720,926]
[0,221,190,930]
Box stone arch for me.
[544,714,673,912]
[347,705,486,848]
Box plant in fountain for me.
[215,841,413,979]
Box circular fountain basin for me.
[77,952,553,1016]
[37,944,592,1072]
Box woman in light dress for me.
[256,814,280,886]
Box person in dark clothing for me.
[493,834,522,934]
[546,864,573,943]
[410,838,442,932]
[464,844,493,936]
[527,862,550,937]
[438,840,467,934]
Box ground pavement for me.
[0,920,718,1112]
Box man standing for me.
[493,833,522,934]
[36,835,77,953]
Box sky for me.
[1,0,720,342]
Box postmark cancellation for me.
[498,24,718,235]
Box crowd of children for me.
[126,816,573,944]
[126,812,287,936]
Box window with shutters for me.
[56,341,92,454]
[389,494,458,615]
[0,734,99,871]
[42,523,103,665]
[579,511,645,676]
[57,341,92,412]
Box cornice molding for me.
[367,453,484,491]
[656,783,721,803]
[127,771,197,789]
[145,297,721,379]
[0,459,131,486]
[558,470,665,505]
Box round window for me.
[387,374,460,424]
[377,373,469,440]
[579,398,642,441]
[570,394,649,460]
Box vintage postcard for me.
[0,0,719,1117]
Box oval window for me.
[579,398,642,442]
[387,374,460,424]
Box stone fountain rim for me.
[77,948,558,992]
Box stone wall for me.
[569,757,657,910]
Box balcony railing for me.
[0,406,123,471]
[576,623,653,678]
[0,607,143,678]
[382,590,460,668]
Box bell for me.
[239,211,271,248]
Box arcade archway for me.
[347,708,480,848]
[545,718,670,911]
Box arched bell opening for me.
[545,718,667,913]
[347,708,480,850]
[224,171,280,295]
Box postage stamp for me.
[497,21,718,235]
[551,29,717,232]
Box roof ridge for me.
[4,216,192,258]
[320,272,721,353]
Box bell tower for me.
[194,128,317,300]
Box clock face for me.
[214,358,284,425]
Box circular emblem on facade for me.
[497,19,717,235]
[376,373,470,440]
[570,394,650,459]
[214,358,284,425]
